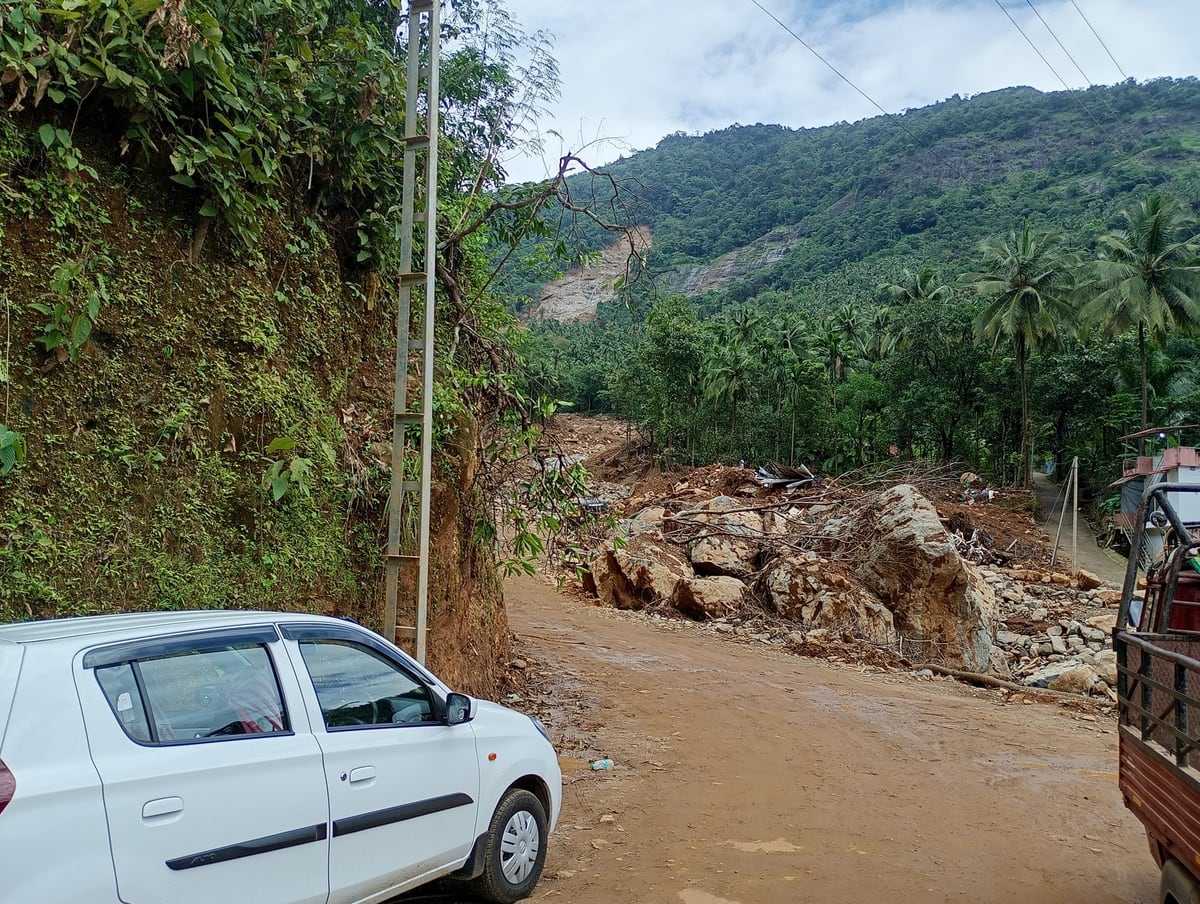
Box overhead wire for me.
[747,0,1190,223]
[1022,0,1139,149]
[746,0,970,183]
[1068,0,1129,80]
[990,0,1129,153]
[1026,0,1191,193]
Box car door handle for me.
[348,766,376,785]
[142,797,184,819]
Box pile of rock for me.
[585,484,999,674]
[975,566,1121,696]
[580,481,1128,697]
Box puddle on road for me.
[1077,769,1118,781]
[724,838,805,853]
[679,891,742,904]
[558,756,592,776]
[984,754,1118,787]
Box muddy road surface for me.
[499,574,1157,904]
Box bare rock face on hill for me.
[825,484,997,672]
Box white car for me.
[0,610,561,904]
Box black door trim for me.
[332,792,474,838]
[165,822,328,871]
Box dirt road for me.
[1033,472,1128,586]
[503,574,1157,904]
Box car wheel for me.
[470,788,547,904]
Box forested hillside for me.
[517,79,1200,502]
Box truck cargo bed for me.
[1118,630,1200,871]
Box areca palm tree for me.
[1080,193,1200,440]
[702,341,754,454]
[968,224,1079,489]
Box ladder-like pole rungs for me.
[394,625,418,640]
[404,135,431,150]
[400,271,427,286]
[394,411,422,424]
[386,553,420,563]
[409,0,435,11]
[401,480,421,494]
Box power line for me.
[1024,0,1139,149]
[747,0,969,182]
[991,0,1128,153]
[1068,0,1129,81]
[1024,0,1095,87]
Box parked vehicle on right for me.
[1117,483,1200,904]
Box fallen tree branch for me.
[915,662,1093,702]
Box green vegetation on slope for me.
[0,0,583,691]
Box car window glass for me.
[96,662,151,742]
[299,640,434,729]
[97,644,288,743]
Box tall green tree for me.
[1080,193,1200,440]
[702,340,754,454]
[879,266,953,306]
[968,224,1079,488]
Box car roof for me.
[0,610,342,646]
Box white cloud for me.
[493,0,1200,182]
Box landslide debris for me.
[548,415,1124,698]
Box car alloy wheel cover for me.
[498,808,540,884]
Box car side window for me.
[95,662,152,742]
[298,639,434,729]
[95,644,289,744]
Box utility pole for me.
[383,0,440,664]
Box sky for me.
[494,0,1200,183]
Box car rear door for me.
[75,625,330,904]
[280,623,480,904]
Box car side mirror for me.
[445,692,473,725]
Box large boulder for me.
[1024,660,1100,695]
[588,537,693,610]
[672,576,748,620]
[757,551,896,645]
[824,484,997,672]
[1093,650,1119,686]
[625,506,668,539]
[680,496,763,579]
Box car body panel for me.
[469,700,562,834]
[0,641,117,904]
[278,631,481,904]
[0,640,23,747]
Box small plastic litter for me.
[589,758,614,771]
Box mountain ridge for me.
[507,77,1200,317]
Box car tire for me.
[470,788,548,904]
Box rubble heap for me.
[579,476,1122,696]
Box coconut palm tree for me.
[1080,192,1200,440]
[879,266,953,306]
[968,223,1079,489]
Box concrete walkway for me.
[1032,471,1128,586]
